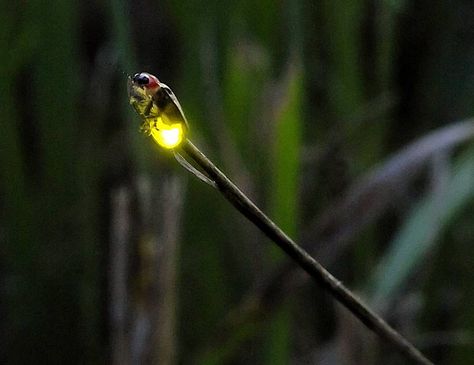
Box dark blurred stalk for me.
[0,0,104,362]
[34,0,103,361]
[152,175,184,364]
[109,187,132,364]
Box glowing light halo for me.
[150,122,184,149]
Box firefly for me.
[128,71,216,187]
[128,72,188,149]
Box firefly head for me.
[132,72,160,95]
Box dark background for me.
[2,0,474,364]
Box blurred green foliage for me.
[2,0,474,364]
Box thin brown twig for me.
[194,119,474,358]
[208,119,474,347]
[181,138,434,365]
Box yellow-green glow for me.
[150,121,185,149]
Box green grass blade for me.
[368,147,474,308]
[265,65,303,365]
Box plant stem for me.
[181,139,433,365]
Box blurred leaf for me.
[304,119,474,264]
[265,64,303,365]
[368,146,474,308]
[270,65,303,244]
[323,0,365,118]
[223,39,269,156]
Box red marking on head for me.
[145,73,159,89]
[132,72,160,94]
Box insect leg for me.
[143,99,154,117]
